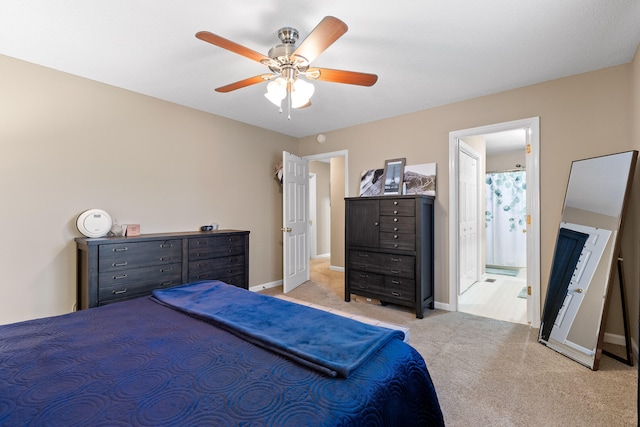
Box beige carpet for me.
[261,259,638,426]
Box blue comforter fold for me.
[151,281,404,377]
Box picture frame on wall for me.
[383,158,406,195]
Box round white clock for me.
[76,209,112,238]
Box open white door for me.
[458,142,481,295]
[282,151,309,293]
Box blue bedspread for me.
[152,280,404,378]
[0,283,444,426]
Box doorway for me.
[449,118,541,327]
[303,150,348,275]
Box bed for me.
[0,280,444,426]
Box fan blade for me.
[292,16,348,63]
[215,74,274,93]
[196,31,271,64]
[307,68,378,86]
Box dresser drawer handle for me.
[359,273,368,278]
[357,253,369,258]
[112,289,127,295]
[358,284,368,289]
[393,218,398,222]
[391,269,401,274]
[197,275,208,279]
[160,257,173,261]
[391,291,401,297]
[393,234,399,239]
[394,227,399,231]
[391,257,401,262]
[112,247,128,252]
[161,281,174,286]
[160,243,172,248]
[394,244,399,248]
[113,274,128,280]
[196,241,207,245]
[161,268,173,272]
[112,262,128,267]
[394,201,398,205]
[391,279,401,284]
[394,210,398,214]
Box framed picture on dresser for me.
[383,158,405,195]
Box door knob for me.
[281,227,292,232]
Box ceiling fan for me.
[196,16,378,119]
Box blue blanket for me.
[152,280,405,377]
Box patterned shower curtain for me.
[485,171,527,267]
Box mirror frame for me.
[539,150,638,370]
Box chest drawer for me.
[350,250,415,278]
[384,276,415,302]
[380,232,415,251]
[189,255,245,281]
[380,199,415,216]
[99,240,182,272]
[189,235,245,260]
[98,263,182,303]
[379,215,415,233]
[349,270,384,294]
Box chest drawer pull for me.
[161,281,174,286]
[391,279,400,284]
[394,234,399,239]
[160,243,173,248]
[393,218,398,222]
[391,291,401,297]
[112,262,128,267]
[112,247,128,252]
[113,274,128,280]
[161,268,173,272]
[391,270,401,275]
[394,210,398,214]
[160,257,173,261]
[112,289,128,295]
[357,253,369,258]
[391,257,401,262]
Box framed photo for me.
[383,158,406,195]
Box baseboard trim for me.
[329,265,345,273]
[249,280,282,292]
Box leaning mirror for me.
[539,150,637,369]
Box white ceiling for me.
[2,1,639,138]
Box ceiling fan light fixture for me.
[291,79,314,108]
[265,77,287,106]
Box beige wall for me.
[309,161,331,256]
[0,54,297,325]
[299,60,638,339]
[3,44,640,344]
[329,156,345,268]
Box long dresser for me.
[345,195,434,318]
[76,230,249,309]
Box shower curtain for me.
[485,171,527,267]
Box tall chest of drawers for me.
[345,195,434,318]
[76,230,249,309]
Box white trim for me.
[329,265,345,273]
[250,280,282,292]
[449,117,541,328]
[303,149,349,197]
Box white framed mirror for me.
[539,150,637,369]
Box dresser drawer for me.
[188,255,245,281]
[99,240,182,272]
[380,198,415,216]
[379,215,415,233]
[384,276,416,302]
[189,235,245,260]
[98,263,182,302]
[350,251,415,278]
[380,232,415,251]
[349,270,385,294]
